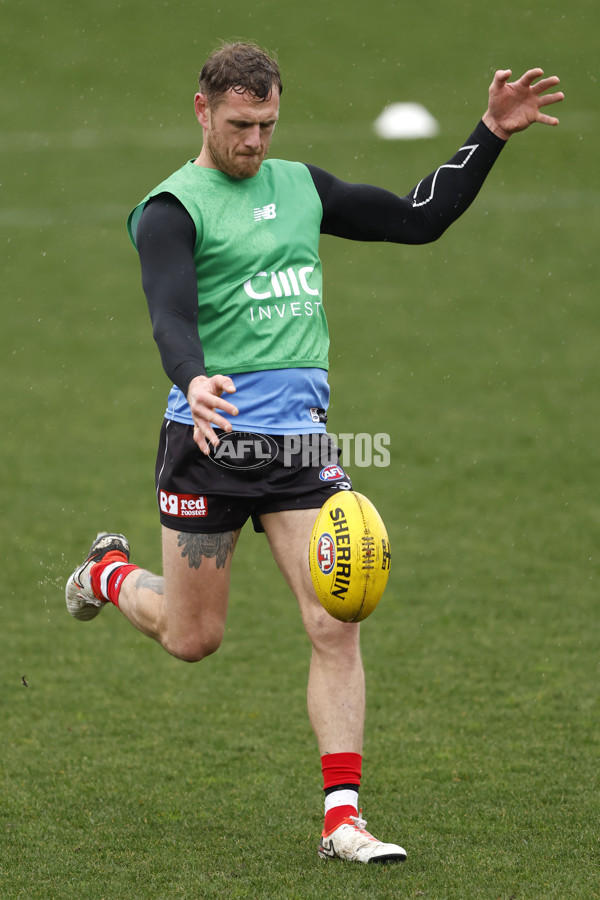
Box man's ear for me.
[194,92,210,127]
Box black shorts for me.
[155,420,353,533]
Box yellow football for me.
[309,491,391,622]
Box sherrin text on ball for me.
[309,491,391,622]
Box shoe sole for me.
[318,849,406,863]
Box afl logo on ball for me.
[319,464,345,482]
[317,533,336,575]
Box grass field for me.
[1,0,599,897]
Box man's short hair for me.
[199,41,283,106]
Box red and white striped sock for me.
[90,551,139,608]
[321,751,362,834]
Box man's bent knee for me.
[161,626,224,663]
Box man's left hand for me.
[482,68,564,140]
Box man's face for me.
[195,87,280,179]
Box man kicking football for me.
[66,41,563,862]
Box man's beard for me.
[206,133,264,179]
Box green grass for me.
[1,0,599,897]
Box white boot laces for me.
[349,811,368,832]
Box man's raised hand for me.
[483,68,564,140]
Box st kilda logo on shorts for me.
[316,532,336,576]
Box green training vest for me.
[128,159,329,378]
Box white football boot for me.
[65,532,130,621]
[318,813,407,863]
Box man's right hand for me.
[187,374,238,455]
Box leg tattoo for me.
[177,532,235,570]
[135,571,165,595]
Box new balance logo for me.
[254,203,277,222]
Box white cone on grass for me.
[374,103,439,140]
